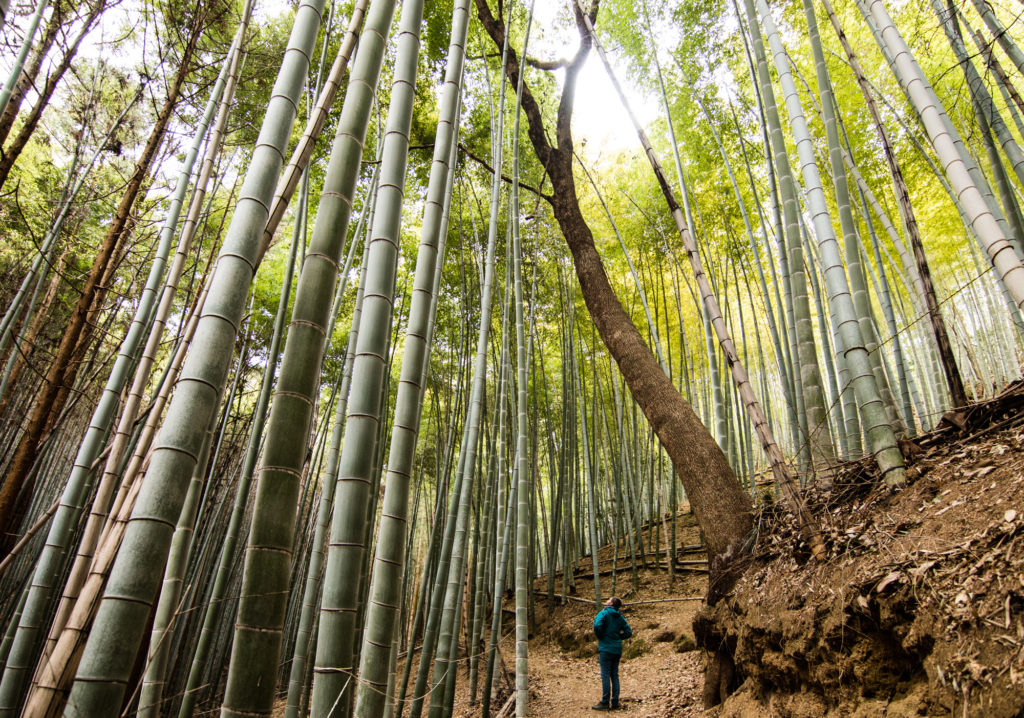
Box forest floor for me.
[451,380,1024,717]
[450,522,711,718]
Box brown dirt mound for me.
[698,388,1024,717]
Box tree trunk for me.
[472,0,752,583]
[474,0,753,702]
[0,22,198,546]
[0,0,66,148]
[0,247,67,417]
[0,0,106,191]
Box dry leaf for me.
[875,572,902,593]
[910,560,937,577]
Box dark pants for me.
[598,650,621,705]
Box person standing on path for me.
[592,596,632,710]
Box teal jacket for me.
[593,606,632,654]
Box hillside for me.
[456,383,1024,717]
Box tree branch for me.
[473,0,554,165]
[527,55,570,70]
[459,142,552,201]
[556,0,599,152]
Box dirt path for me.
[454,519,712,717]
[454,579,709,717]
[522,631,704,717]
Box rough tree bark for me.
[0,0,67,149]
[474,0,753,705]
[0,0,107,192]
[0,248,68,417]
[0,18,201,542]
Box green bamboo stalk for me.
[392,129,461,718]
[691,91,794,432]
[571,327,600,602]
[0,589,28,675]
[511,8,536,714]
[26,278,214,715]
[354,4,467,714]
[393,465,445,718]
[135,393,219,716]
[859,0,1024,312]
[406,351,473,718]
[282,202,370,718]
[935,0,1024,242]
[51,2,328,713]
[970,0,1024,78]
[799,229,844,457]
[425,223,506,718]
[755,0,904,484]
[223,0,397,709]
[0,0,48,140]
[467,441,494,707]
[419,17,512,718]
[738,0,835,469]
[962,13,1024,140]
[260,0,369,258]
[480,467,516,718]
[0,28,240,716]
[830,107,920,425]
[180,172,358,718]
[305,1,433,713]
[802,0,911,434]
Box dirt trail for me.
[449,384,1024,717]
[453,518,712,717]
[522,633,703,717]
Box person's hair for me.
[609,596,622,608]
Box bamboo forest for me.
[2,0,1024,714]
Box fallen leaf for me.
[875,572,902,593]
[910,560,937,577]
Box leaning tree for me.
[473,0,754,702]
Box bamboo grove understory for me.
[0,0,1022,714]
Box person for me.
[592,596,632,710]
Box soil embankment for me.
[466,383,1024,716]
[701,383,1024,717]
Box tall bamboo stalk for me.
[223,1,396,712]
[354,2,467,714]
[577,2,824,550]
[44,3,329,713]
[859,0,1024,313]
[737,0,835,469]
[754,0,904,484]
[0,22,242,716]
[0,0,49,124]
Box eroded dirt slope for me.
[700,385,1024,717]
[454,386,1024,717]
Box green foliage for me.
[621,636,649,659]
[673,633,697,652]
